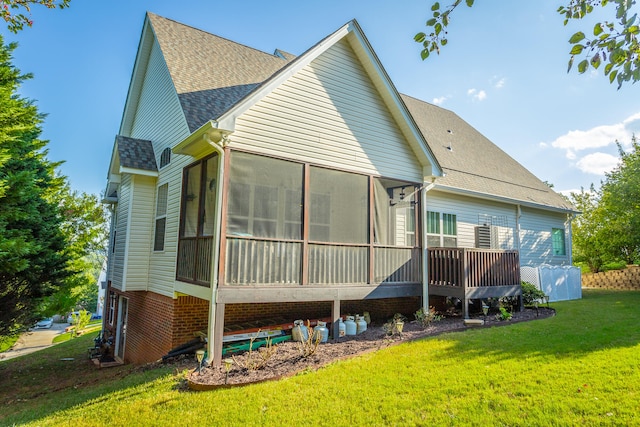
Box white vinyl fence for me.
[521,265,582,302]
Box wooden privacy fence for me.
[428,247,522,318]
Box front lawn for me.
[2,289,639,426]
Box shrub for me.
[521,281,546,306]
[414,306,442,328]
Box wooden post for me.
[332,299,341,339]
[212,302,225,366]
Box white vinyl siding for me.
[426,191,517,250]
[123,175,156,291]
[519,207,569,266]
[231,39,423,183]
[125,37,194,297]
[110,175,131,290]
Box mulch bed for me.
[184,307,555,390]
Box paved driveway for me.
[0,321,69,362]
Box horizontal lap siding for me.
[124,175,155,291]
[128,39,192,297]
[519,207,569,266]
[232,39,423,182]
[111,175,131,290]
[427,191,517,249]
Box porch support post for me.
[212,302,225,365]
[421,182,433,312]
[331,299,341,340]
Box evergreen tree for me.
[0,35,71,335]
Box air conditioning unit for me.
[475,225,492,249]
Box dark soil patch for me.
[185,307,554,389]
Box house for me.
[102,13,577,365]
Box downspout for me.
[421,180,436,312]
[515,204,522,254]
[202,131,227,366]
[565,213,576,264]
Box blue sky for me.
[2,0,639,197]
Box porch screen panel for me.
[182,163,201,238]
[202,157,218,236]
[227,152,303,240]
[177,154,219,286]
[309,167,368,244]
[374,178,417,246]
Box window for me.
[160,147,171,168]
[427,211,457,247]
[153,183,168,251]
[108,292,116,326]
[552,227,566,256]
[227,152,303,240]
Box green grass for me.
[52,323,102,344]
[0,334,19,352]
[2,289,639,426]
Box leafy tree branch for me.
[1,0,70,33]
[415,0,640,88]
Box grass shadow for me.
[0,332,181,426]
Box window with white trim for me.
[552,227,566,256]
[427,211,457,247]
[153,183,168,251]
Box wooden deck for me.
[428,247,522,318]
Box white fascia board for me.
[119,16,154,136]
[433,184,579,215]
[215,23,352,131]
[119,166,159,177]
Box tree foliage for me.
[0,35,107,336]
[1,0,70,33]
[570,136,640,272]
[415,0,640,88]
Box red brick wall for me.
[125,292,174,364]
[172,295,209,347]
[114,291,209,364]
[224,297,421,327]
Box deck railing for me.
[223,238,421,285]
[176,236,214,285]
[428,247,520,288]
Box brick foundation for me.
[224,297,421,326]
[104,289,210,365]
[107,287,422,364]
[582,266,640,290]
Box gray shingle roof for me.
[144,13,573,212]
[116,135,158,172]
[147,13,293,132]
[401,94,574,211]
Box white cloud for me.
[549,112,640,156]
[492,76,506,89]
[467,88,487,101]
[433,96,448,105]
[575,152,619,175]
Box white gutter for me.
[202,131,227,366]
[421,180,436,312]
